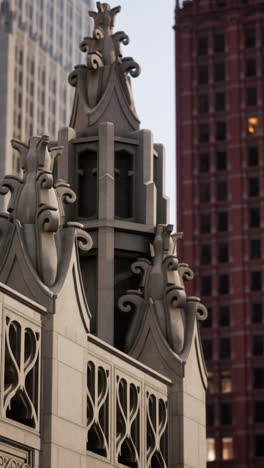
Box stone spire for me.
[69,2,141,136]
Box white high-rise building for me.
[0,0,94,177]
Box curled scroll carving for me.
[118,224,207,355]
[0,134,93,287]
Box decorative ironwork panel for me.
[2,310,40,430]
[0,437,33,467]
[146,391,168,468]
[87,360,110,458]
[116,374,140,468]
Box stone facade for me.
[0,3,207,468]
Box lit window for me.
[207,372,215,393]
[207,438,216,461]
[222,437,234,460]
[221,371,232,393]
[248,117,258,136]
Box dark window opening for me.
[248,147,258,166]
[218,243,229,263]
[216,150,227,170]
[255,402,264,422]
[220,338,231,359]
[249,207,260,228]
[199,123,209,142]
[254,368,264,389]
[200,214,211,233]
[201,276,212,296]
[199,153,210,172]
[203,307,212,327]
[250,239,261,259]
[214,34,225,53]
[79,151,97,218]
[215,92,225,111]
[248,177,259,197]
[215,62,225,81]
[252,303,262,323]
[217,181,228,201]
[216,121,226,140]
[218,212,228,232]
[199,94,209,113]
[219,274,229,294]
[203,339,213,360]
[199,183,210,203]
[251,271,262,291]
[253,336,264,356]
[198,37,208,56]
[247,87,257,107]
[255,435,264,456]
[246,58,256,77]
[245,28,256,48]
[221,403,232,425]
[219,305,230,326]
[201,245,211,264]
[207,404,214,426]
[198,65,208,84]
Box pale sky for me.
[114,1,176,227]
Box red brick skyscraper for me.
[176,0,264,466]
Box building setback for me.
[0,0,93,179]
[176,0,264,466]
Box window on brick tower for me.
[255,402,264,422]
[248,177,259,197]
[221,371,232,393]
[247,87,257,107]
[216,121,226,140]
[222,437,234,460]
[199,94,209,113]
[245,27,256,48]
[248,146,258,166]
[217,180,228,201]
[248,117,258,136]
[203,306,212,327]
[249,207,260,228]
[199,123,209,142]
[220,337,231,359]
[219,305,230,326]
[207,438,216,462]
[250,239,261,259]
[214,33,225,53]
[203,339,213,360]
[215,91,225,111]
[255,435,264,457]
[197,36,208,56]
[252,303,262,323]
[246,58,257,77]
[253,336,264,356]
[221,403,232,425]
[219,274,229,294]
[215,62,225,81]
[198,65,208,84]
[207,372,215,393]
[201,276,212,296]
[218,243,229,263]
[201,245,211,264]
[251,271,262,291]
[254,368,264,388]
[199,152,210,172]
[199,182,210,202]
[207,404,214,426]
[200,213,211,233]
[216,150,227,170]
[218,211,228,231]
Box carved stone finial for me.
[69,3,141,135]
[0,135,92,287]
[118,225,207,355]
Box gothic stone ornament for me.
[69,2,141,135]
[0,135,92,288]
[118,224,207,355]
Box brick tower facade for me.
[176,0,264,466]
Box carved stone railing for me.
[87,335,170,468]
